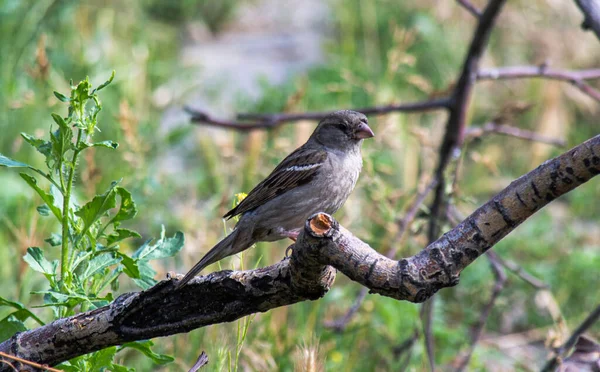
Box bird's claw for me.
[285,245,294,258]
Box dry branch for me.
[477,66,600,102]
[0,134,598,370]
[186,98,450,131]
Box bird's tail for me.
[175,229,247,289]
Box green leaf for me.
[19,173,62,221]
[23,247,55,276]
[51,113,69,130]
[0,297,44,326]
[120,340,174,365]
[77,140,119,151]
[80,253,121,282]
[44,233,62,247]
[35,290,89,308]
[116,252,140,278]
[95,70,115,93]
[88,346,117,370]
[109,363,135,372]
[53,91,70,102]
[37,204,50,216]
[20,133,52,158]
[107,228,141,246]
[0,154,30,168]
[133,228,184,261]
[50,113,73,161]
[75,182,119,237]
[132,260,157,289]
[112,187,137,223]
[0,316,27,343]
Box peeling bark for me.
[0,134,599,370]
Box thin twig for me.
[541,304,600,372]
[455,253,507,372]
[487,251,549,289]
[456,0,482,18]
[477,65,600,102]
[325,177,438,332]
[466,122,566,147]
[186,98,451,131]
[0,352,62,372]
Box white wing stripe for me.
[284,163,322,172]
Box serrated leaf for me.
[120,340,174,365]
[107,228,141,246]
[20,133,52,158]
[116,252,140,278]
[133,229,184,261]
[19,173,62,221]
[112,187,137,223]
[0,154,30,168]
[0,316,27,343]
[53,91,70,102]
[44,233,62,247]
[80,253,121,281]
[50,113,73,163]
[23,247,55,276]
[75,182,119,237]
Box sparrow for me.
[176,110,374,288]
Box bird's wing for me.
[223,146,328,219]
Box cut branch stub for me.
[289,213,338,299]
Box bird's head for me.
[311,110,374,150]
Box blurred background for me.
[1,0,599,370]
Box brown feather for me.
[223,147,327,219]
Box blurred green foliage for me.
[0,0,598,370]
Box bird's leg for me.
[280,229,300,242]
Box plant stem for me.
[60,129,84,286]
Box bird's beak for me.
[354,122,375,139]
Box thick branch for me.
[0,134,599,369]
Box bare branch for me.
[488,251,549,289]
[574,0,600,41]
[0,134,597,370]
[186,98,451,131]
[466,122,567,147]
[456,0,482,18]
[542,304,600,372]
[455,253,507,371]
[477,65,600,102]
